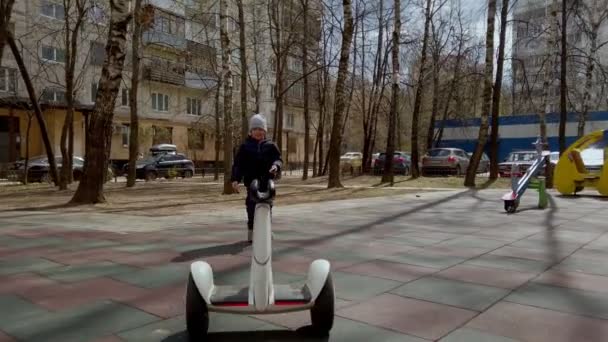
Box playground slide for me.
[502,138,549,213]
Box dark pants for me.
[246,190,273,230]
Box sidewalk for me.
[1,189,608,341]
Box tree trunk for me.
[220,0,235,195]
[237,0,248,140]
[0,0,15,66]
[327,0,354,188]
[214,82,221,181]
[489,0,509,179]
[558,0,568,153]
[127,0,142,188]
[410,0,433,179]
[464,0,496,187]
[538,0,559,144]
[71,0,132,204]
[5,32,58,185]
[60,0,85,190]
[382,0,400,185]
[301,0,310,180]
[579,24,599,137]
[23,113,33,184]
[426,51,440,150]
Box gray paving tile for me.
[332,272,403,301]
[440,327,521,342]
[0,257,63,276]
[506,283,608,320]
[391,277,508,311]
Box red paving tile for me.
[491,245,568,262]
[409,246,488,258]
[340,260,436,282]
[0,273,59,295]
[23,278,148,311]
[90,335,124,342]
[467,301,608,342]
[534,270,608,294]
[272,255,317,275]
[337,293,477,340]
[105,250,181,267]
[0,330,16,342]
[0,246,63,259]
[46,248,133,265]
[436,264,537,289]
[123,284,185,318]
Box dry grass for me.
[0,180,424,216]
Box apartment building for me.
[511,0,608,115]
[0,0,320,169]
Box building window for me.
[41,88,66,102]
[121,88,129,106]
[40,0,65,19]
[285,112,295,128]
[41,45,66,63]
[188,128,205,149]
[187,97,201,115]
[152,126,173,144]
[88,3,107,25]
[152,92,169,112]
[121,124,130,146]
[91,82,98,102]
[0,67,17,93]
[89,42,105,66]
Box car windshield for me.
[508,152,536,162]
[581,142,604,165]
[140,155,160,163]
[428,149,451,157]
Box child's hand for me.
[231,181,240,193]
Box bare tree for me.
[58,0,87,190]
[220,0,235,194]
[71,0,132,204]
[410,0,434,179]
[577,0,608,137]
[327,0,354,188]
[2,27,59,186]
[489,0,510,179]
[0,0,15,65]
[464,0,496,187]
[301,0,311,180]
[237,0,248,140]
[381,0,401,184]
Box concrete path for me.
[1,189,608,341]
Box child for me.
[231,114,283,242]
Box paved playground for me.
[1,188,608,341]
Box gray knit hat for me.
[249,114,267,132]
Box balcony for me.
[143,64,185,86]
[142,30,186,50]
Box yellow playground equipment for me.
[554,129,608,196]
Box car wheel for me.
[145,171,157,181]
[183,170,193,178]
[41,172,52,184]
[456,165,463,176]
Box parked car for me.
[131,153,195,181]
[340,152,363,174]
[10,155,113,183]
[373,151,411,175]
[421,148,469,176]
[498,150,538,177]
[465,152,490,173]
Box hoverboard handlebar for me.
[249,179,276,203]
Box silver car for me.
[421,148,470,176]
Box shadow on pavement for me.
[162,326,329,342]
[172,241,250,262]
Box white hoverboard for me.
[186,179,335,340]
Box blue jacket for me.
[231,136,283,187]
